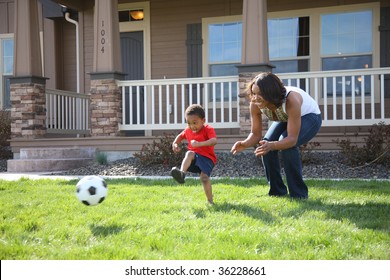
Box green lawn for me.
[0,177,389,260]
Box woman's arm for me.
[231,102,263,154]
[255,91,302,156]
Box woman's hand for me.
[231,141,246,155]
[254,140,274,157]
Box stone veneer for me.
[10,82,46,138]
[90,79,123,136]
[238,72,269,136]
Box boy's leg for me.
[181,151,195,172]
[171,151,195,184]
[200,172,213,204]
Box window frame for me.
[268,3,380,73]
[0,34,14,110]
[201,3,380,105]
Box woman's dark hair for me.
[185,104,205,119]
[248,72,287,107]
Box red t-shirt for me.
[179,124,217,164]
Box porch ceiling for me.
[49,0,94,11]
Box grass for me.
[0,177,389,260]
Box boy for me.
[171,104,217,204]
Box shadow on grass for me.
[210,202,275,223]
[286,199,390,232]
[90,224,126,237]
[90,177,268,188]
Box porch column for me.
[89,0,125,137]
[237,0,274,135]
[10,0,47,139]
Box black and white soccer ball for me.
[76,176,108,206]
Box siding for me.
[0,0,14,34]
[149,0,243,79]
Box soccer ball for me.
[76,175,108,206]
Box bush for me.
[134,133,187,166]
[299,141,321,164]
[95,152,108,165]
[334,122,390,166]
[0,109,12,159]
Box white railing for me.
[44,68,390,135]
[45,89,90,134]
[278,67,390,126]
[117,76,240,130]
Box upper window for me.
[119,9,144,22]
[321,10,372,56]
[208,21,241,76]
[321,10,373,96]
[268,17,309,60]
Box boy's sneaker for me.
[171,167,185,184]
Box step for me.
[19,147,96,160]
[7,158,94,173]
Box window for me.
[268,17,309,60]
[321,10,373,96]
[203,4,377,98]
[1,37,13,109]
[268,16,310,89]
[207,21,241,101]
[119,9,144,22]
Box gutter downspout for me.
[64,12,80,93]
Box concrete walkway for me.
[0,172,172,181]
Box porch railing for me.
[117,76,240,130]
[44,68,390,135]
[118,67,390,130]
[278,67,390,126]
[45,89,90,134]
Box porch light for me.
[130,9,144,21]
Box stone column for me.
[90,78,122,136]
[89,0,125,137]
[237,0,274,136]
[10,0,47,139]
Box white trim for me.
[0,34,14,109]
[267,2,380,71]
[118,1,151,80]
[201,15,242,77]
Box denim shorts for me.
[188,153,215,177]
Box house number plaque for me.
[100,21,106,53]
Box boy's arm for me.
[191,137,217,147]
[172,133,185,152]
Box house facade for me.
[1,0,390,161]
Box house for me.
[0,0,389,170]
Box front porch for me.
[9,67,390,161]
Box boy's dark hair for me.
[185,104,205,119]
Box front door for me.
[120,31,145,136]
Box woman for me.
[231,72,322,199]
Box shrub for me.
[0,109,12,159]
[334,122,390,166]
[134,133,187,166]
[95,152,108,165]
[299,141,321,164]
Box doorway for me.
[120,31,145,136]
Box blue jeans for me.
[262,113,322,198]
